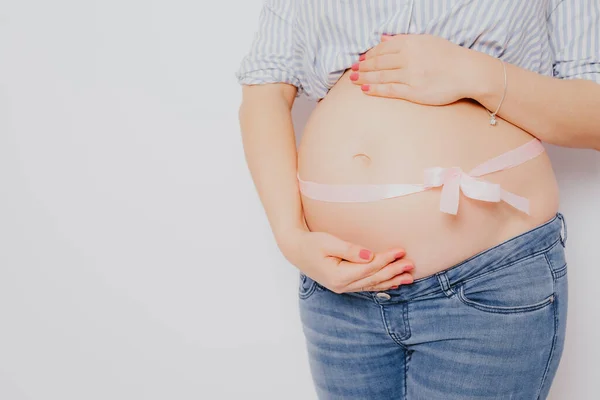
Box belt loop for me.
[436,271,455,297]
[557,212,568,247]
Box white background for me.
[1,1,598,399]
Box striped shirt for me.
[235,0,600,101]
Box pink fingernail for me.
[403,265,414,272]
[351,62,359,71]
[358,54,366,61]
[359,249,372,260]
[350,72,359,81]
[361,84,370,92]
[400,278,414,284]
[390,285,399,289]
[395,251,405,259]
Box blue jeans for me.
[299,213,569,400]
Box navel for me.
[353,153,372,165]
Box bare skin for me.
[298,68,559,281]
[238,84,415,294]
[354,34,600,150]
[238,33,599,293]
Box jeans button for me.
[376,292,391,300]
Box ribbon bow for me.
[423,166,530,215]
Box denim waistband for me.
[377,212,566,302]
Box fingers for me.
[345,257,415,292]
[319,232,375,264]
[338,247,407,286]
[350,69,409,85]
[362,270,415,292]
[361,83,414,100]
[354,53,401,72]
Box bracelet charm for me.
[486,59,507,127]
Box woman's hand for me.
[349,33,480,105]
[279,228,415,293]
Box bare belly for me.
[297,69,560,280]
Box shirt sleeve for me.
[547,0,600,84]
[235,0,303,95]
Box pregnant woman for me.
[236,1,600,398]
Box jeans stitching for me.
[456,284,555,314]
[553,263,568,279]
[543,248,568,282]
[535,291,559,399]
[404,349,410,399]
[380,305,410,349]
[453,244,557,314]
[432,237,561,302]
[404,237,561,311]
[455,237,561,289]
[298,273,318,300]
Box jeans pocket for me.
[455,252,556,314]
[299,272,319,300]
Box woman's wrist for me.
[463,50,507,111]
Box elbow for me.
[593,136,600,152]
[238,99,252,137]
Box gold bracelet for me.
[487,59,507,126]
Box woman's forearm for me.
[238,84,307,248]
[467,50,600,151]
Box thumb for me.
[321,233,374,263]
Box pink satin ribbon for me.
[297,139,546,215]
